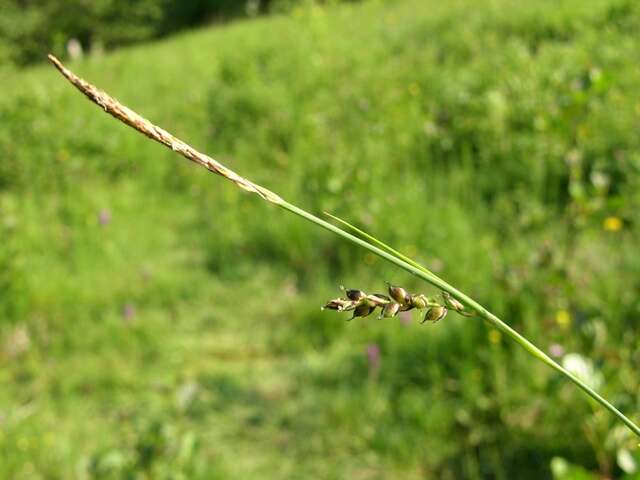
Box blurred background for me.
[1,0,640,478]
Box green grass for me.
[2,0,640,478]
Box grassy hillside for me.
[0,0,357,67]
[1,0,640,478]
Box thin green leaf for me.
[324,211,436,277]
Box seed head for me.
[323,285,458,323]
[421,305,447,324]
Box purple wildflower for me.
[549,344,565,358]
[122,303,136,322]
[98,208,112,226]
[367,343,381,377]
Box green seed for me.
[410,294,429,309]
[442,292,465,312]
[421,305,447,324]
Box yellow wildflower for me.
[488,329,502,344]
[556,309,572,328]
[603,216,623,232]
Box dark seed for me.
[410,294,428,309]
[351,303,376,320]
[345,289,366,301]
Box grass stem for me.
[48,54,640,439]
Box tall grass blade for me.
[323,211,436,276]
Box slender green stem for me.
[48,54,640,439]
[323,211,437,277]
[282,201,640,438]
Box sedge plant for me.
[47,54,640,439]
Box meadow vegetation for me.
[0,0,358,67]
[1,0,640,477]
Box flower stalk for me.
[48,55,640,438]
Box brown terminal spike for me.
[46,54,284,205]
